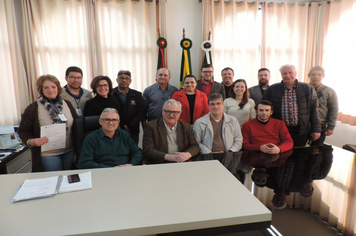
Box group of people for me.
[18,63,338,173]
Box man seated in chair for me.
[193,93,243,154]
[143,99,200,164]
[241,100,293,154]
[78,108,142,169]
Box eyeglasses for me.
[118,77,131,81]
[101,118,119,124]
[164,109,180,115]
[97,84,109,89]
[202,71,213,74]
[68,76,82,80]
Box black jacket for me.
[113,87,145,134]
[262,80,321,135]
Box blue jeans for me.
[41,150,74,172]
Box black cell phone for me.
[68,174,80,183]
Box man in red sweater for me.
[241,100,293,154]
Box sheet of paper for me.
[0,125,15,134]
[0,133,21,149]
[12,176,59,202]
[59,171,92,193]
[40,123,66,152]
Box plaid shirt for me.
[281,81,298,126]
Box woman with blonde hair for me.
[18,75,78,172]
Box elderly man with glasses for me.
[143,99,200,164]
[78,108,142,169]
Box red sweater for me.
[172,89,210,124]
[241,118,293,153]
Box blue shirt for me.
[116,88,129,103]
[143,83,178,121]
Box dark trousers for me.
[287,126,308,147]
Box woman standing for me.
[223,79,256,127]
[18,75,78,172]
[83,76,121,116]
[172,75,210,125]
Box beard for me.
[259,79,268,87]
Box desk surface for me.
[0,160,271,236]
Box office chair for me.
[72,116,101,165]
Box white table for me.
[0,160,271,236]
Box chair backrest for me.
[73,116,101,159]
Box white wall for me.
[325,122,356,149]
[166,0,202,88]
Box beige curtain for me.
[261,2,310,83]
[322,0,356,125]
[158,0,167,68]
[303,2,329,81]
[94,0,157,92]
[0,0,29,125]
[212,0,260,84]
[200,0,214,75]
[21,0,95,95]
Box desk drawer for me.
[6,149,32,174]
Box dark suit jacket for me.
[249,85,264,104]
[196,80,226,99]
[143,118,200,164]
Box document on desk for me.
[40,123,66,152]
[12,172,92,202]
[0,125,15,134]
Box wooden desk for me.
[0,160,271,236]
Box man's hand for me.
[325,130,333,136]
[173,152,192,162]
[260,143,280,154]
[116,164,133,167]
[310,132,321,141]
[164,152,192,163]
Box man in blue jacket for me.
[262,64,321,147]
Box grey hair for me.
[156,68,171,77]
[279,64,296,72]
[100,108,120,119]
[308,66,325,76]
[162,99,182,112]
